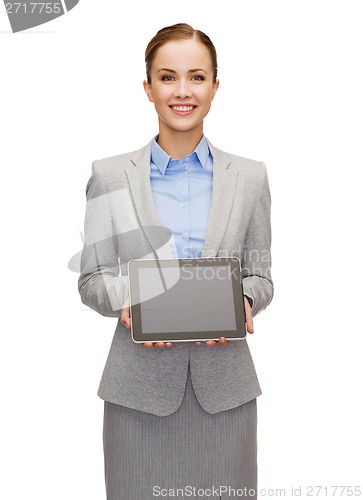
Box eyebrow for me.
[157,68,207,74]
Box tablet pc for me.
[128,257,247,343]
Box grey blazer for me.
[78,138,273,417]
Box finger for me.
[143,342,154,348]
[120,302,132,330]
[195,341,202,346]
[246,310,254,334]
[120,314,131,330]
[206,339,217,346]
[219,337,229,346]
[154,342,165,348]
[244,296,254,334]
[165,342,173,348]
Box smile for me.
[170,105,196,114]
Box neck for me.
[157,122,204,160]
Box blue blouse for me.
[150,135,213,259]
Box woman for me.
[78,23,273,500]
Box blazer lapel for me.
[201,140,238,257]
[124,140,173,259]
[125,138,238,259]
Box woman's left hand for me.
[195,337,229,347]
[195,296,254,346]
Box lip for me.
[169,104,197,116]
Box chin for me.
[165,118,205,133]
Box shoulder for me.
[92,149,137,169]
[92,143,146,175]
[207,140,268,180]
[85,142,150,198]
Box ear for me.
[211,79,220,100]
[143,80,154,102]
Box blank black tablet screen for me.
[137,263,237,334]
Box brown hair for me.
[145,23,218,84]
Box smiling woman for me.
[143,37,219,156]
[78,22,273,500]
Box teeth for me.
[171,106,194,112]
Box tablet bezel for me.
[128,257,247,343]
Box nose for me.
[174,79,192,99]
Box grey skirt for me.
[103,366,258,500]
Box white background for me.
[1,1,362,498]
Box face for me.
[143,38,219,136]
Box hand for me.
[120,296,173,348]
[120,295,132,329]
[244,295,254,334]
[195,337,230,347]
[195,296,254,346]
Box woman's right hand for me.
[120,296,173,348]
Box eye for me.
[191,75,205,81]
[161,75,175,81]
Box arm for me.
[78,161,128,317]
[241,162,274,317]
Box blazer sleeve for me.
[78,161,129,317]
[241,162,274,317]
